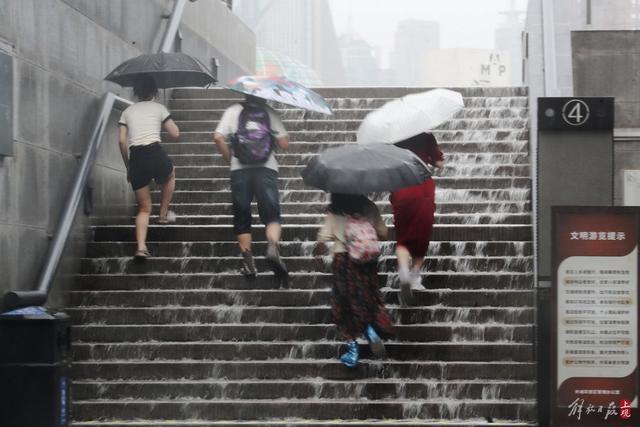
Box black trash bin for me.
[0,307,71,427]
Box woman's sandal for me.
[134,249,151,260]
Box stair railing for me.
[3,0,191,310]
[3,93,132,309]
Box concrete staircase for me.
[68,87,536,425]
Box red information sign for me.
[552,207,639,426]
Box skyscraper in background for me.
[495,0,525,85]
[392,20,440,86]
[233,0,344,85]
[338,34,380,86]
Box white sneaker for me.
[158,210,177,224]
[398,265,412,306]
[410,269,426,291]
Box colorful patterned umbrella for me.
[228,75,333,115]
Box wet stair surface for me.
[69,87,536,426]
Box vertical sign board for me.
[537,98,615,423]
[538,97,614,282]
[552,207,639,425]
[0,51,12,156]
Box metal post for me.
[159,0,189,53]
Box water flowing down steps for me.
[69,87,536,425]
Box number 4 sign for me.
[562,99,590,126]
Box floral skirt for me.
[331,253,396,340]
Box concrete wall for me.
[572,31,640,128]
[0,0,255,305]
[572,30,640,206]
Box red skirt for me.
[390,178,436,259]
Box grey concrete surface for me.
[572,31,640,207]
[0,0,255,303]
[572,31,640,129]
[614,141,640,205]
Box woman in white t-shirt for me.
[118,76,180,259]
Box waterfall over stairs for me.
[68,87,536,425]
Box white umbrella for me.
[357,89,464,144]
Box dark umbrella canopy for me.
[105,52,216,88]
[302,144,431,194]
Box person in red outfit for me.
[390,132,445,305]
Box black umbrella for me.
[105,52,216,88]
[302,144,431,194]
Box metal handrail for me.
[3,93,132,309]
[160,0,188,53]
[3,0,190,310]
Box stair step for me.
[72,422,536,427]
[85,241,533,258]
[174,118,528,132]
[72,324,533,343]
[169,97,529,110]
[164,130,529,143]
[171,107,529,121]
[66,306,535,325]
[73,272,534,291]
[72,360,536,381]
[71,379,536,401]
[91,213,532,226]
[171,106,529,122]
[166,139,530,152]
[132,176,533,191]
[171,87,529,99]
[140,190,531,205]
[167,152,530,166]
[79,256,534,274]
[69,289,535,308]
[171,164,532,178]
[71,398,536,421]
[162,141,529,154]
[105,201,532,215]
[90,224,533,242]
[72,342,534,362]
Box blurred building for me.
[392,20,440,86]
[495,0,526,85]
[421,49,511,87]
[338,34,381,86]
[234,0,344,85]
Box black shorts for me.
[129,143,174,190]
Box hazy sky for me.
[330,0,528,66]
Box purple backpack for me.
[231,103,274,164]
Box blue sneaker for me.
[366,325,386,357]
[339,340,359,368]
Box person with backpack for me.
[391,132,445,305]
[213,95,289,278]
[313,193,395,368]
[118,75,180,260]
